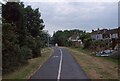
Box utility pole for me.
[0,3,2,80]
[47,30,49,47]
[48,35,49,47]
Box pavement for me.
[29,47,90,81]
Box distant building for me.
[91,28,107,40]
[90,27,119,49]
[68,34,82,47]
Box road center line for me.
[57,49,63,81]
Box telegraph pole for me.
[47,30,49,47]
[48,34,49,47]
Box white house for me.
[90,28,119,49]
[68,35,83,47]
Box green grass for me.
[66,47,118,79]
[97,57,118,64]
[71,47,92,55]
[3,47,53,79]
[71,47,119,64]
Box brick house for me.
[91,28,108,40]
[91,28,119,50]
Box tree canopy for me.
[53,29,84,46]
[2,2,48,74]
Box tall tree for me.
[2,2,46,74]
[24,6,45,57]
[53,29,84,46]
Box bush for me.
[109,51,119,59]
[20,46,32,61]
[2,2,45,75]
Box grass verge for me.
[66,47,118,79]
[74,47,119,64]
[3,47,53,79]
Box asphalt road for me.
[29,47,89,81]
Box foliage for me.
[2,2,47,75]
[79,33,92,48]
[53,29,92,48]
[53,29,84,46]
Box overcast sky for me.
[21,0,118,36]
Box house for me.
[118,27,120,40]
[108,28,119,49]
[91,28,119,40]
[68,34,82,47]
[91,27,119,50]
[91,28,108,40]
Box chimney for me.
[98,28,100,30]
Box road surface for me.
[29,47,90,81]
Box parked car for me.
[96,49,113,57]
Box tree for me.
[53,29,84,46]
[2,2,46,74]
[24,6,45,57]
[2,2,28,47]
[40,31,50,48]
[53,30,63,46]
[79,33,92,48]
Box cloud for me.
[23,2,118,36]
[21,0,119,2]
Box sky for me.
[11,0,120,36]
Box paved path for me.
[29,47,90,81]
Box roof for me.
[91,28,119,35]
[91,29,108,35]
[69,34,79,40]
[108,28,118,34]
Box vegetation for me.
[2,2,48,75]
[3,48,53,79]
[53,29,114,52]
[79,33,92,48]
[53,29,92,49]
[66,47,118,79]
[53,29,85,46]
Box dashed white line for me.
[57,49,63,81]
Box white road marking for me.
[57,49,63,81]
[53,56,59,58]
